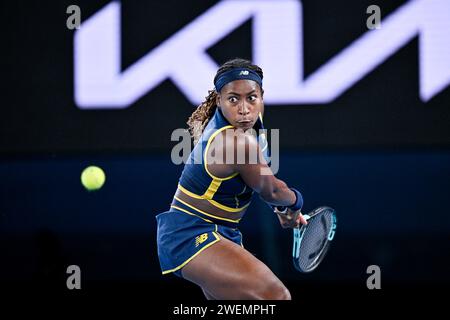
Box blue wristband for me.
[288,188,303,211]
[266,188,303,212]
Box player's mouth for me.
[236,119,253,128]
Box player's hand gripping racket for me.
[275,206,337,273]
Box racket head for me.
[292,206,337,273]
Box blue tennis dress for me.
[156,107,269,277]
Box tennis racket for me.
[275,206,337,273]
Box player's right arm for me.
[230,130,297,208]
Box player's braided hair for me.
[187,58,263,144]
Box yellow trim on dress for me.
[204,125,239,181]
[177,184,249,213]
[208,198,250,212]
[178,184,203,199]
[170,205,213,223]
[161,231,220,275]
[203,178,221,199]
[174,196,241,223]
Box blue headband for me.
[214,68,263,93]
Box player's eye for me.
[248,95,257,101]
[228,96,238,103]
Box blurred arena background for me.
[1,0,449,302]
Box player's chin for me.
[237,121,256,130]
[235,124,252,131]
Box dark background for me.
[1,0,449,309]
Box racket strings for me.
[298,210,333,271]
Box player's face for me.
[216,80,264,130]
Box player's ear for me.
[215,92,221,108]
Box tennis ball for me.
[81,166,105,191]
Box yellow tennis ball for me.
[81,166,105,191]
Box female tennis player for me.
[156,58,307,300]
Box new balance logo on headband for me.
[239,70,249,76]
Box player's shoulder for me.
[218,128,259,153]
[219,127,258,140]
